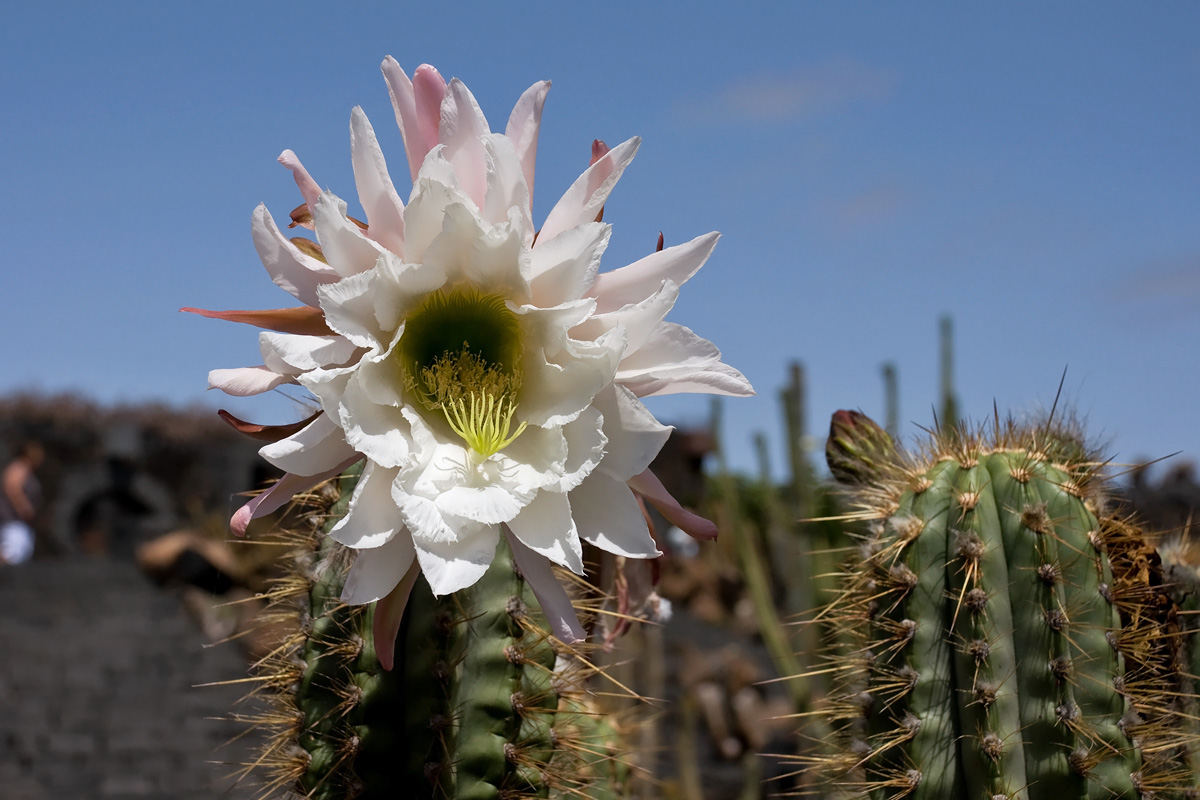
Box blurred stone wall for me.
[0,556,258,800]
[0,394,268,557]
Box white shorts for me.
[1,521,34,564]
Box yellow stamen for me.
[443,392,527,458]
[397,287,527,456]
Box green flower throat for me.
[398,287,527,458]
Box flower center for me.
[398,287,526,457]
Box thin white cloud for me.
[677,60,895,124]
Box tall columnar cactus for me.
[246,468,627,800]
[808,411,1199,800]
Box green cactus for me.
[245,467,628,800]
[807,413,1199,800]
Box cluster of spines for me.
[230,470,633,800]
[805,418,1199,799]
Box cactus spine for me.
[245,467,627,799]
[810,412,1198,799]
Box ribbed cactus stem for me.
[245,467,629,800]
[809,413,1198,799]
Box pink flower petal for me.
[180,306,333,336]
[350,106,406,257]
[622,362,755,399]
[539,137,639,244]
[380,57,424,182]
[371,560,420,671]
[440,78,490,210]
[628,468,718,541]
[505,79,550,207]
[504,529,586,643]
[229,456,360,536]
[278,149,322,210]
[412,65,447,157]
[208,366,289,397]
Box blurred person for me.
[1,441,44,565]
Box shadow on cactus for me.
[231,465,632,800]
[793,410,1199,799]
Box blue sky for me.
[2,2,1197,479]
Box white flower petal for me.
[440,78,491,210]
[574,280,679,356]
[401,167,463,264]
[352,351,405,408]
[489,422,568,496]
[481,135,533,234]
[350,106,406,256]
[422,202,530,301]
[528,222,610,307]
[405,503,499,596]
[539,137,639,244]
[590,232,719,314]
[436,480,532,525]
[299,363,355,418]
[251,204,339,308]
[342,529,417,604]
[504,80,550,207]
[519,327,626,428]
[314,192,387,278]
[504,530,585,643]
[330,461,402,549]
[614,321,720,380]
[259,412,357,477]
[570,471,660,558]
[513,298,597,358]
[505,490,583,573]
[336,374,414,469]
[592,384,672,482]
[317,270,387,350]
[556,406,607,493]
[208,366,289,397]
[259,332,357,374]
[369,250,446,333]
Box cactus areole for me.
[816,413,1197,800]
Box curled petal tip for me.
[230,504,253,538]
[590,139,610,165]
[628,469,719,542]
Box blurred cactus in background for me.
[798,411,1200,799]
